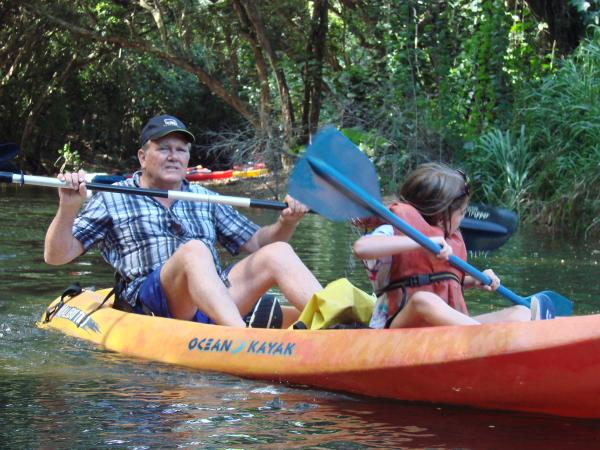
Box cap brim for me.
[148,128,195,144]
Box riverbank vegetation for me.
[1,1,598,234]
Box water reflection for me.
[1,186,600,448]
[3,365,600,449]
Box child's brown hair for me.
[399,162,470,237]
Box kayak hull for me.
[38,289,600,418]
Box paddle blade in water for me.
[519,290,573,317]
[289,126,382,222]
[535,291,574,317]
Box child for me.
[353,162,555,329]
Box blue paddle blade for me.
[525,291,573,317]
[519,291,573,317]
[289,126,382,221]
[0,161,18,172]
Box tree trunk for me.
[301,0,328,144]
[524,0,585,54]
[239,1,295,147]
[231,0,271,135]
[20,51,88,167]
[138,0,168,46]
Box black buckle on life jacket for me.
[405,274,432,287]
[376,271,461,297]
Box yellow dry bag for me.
[292,278,375,330]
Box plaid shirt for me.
[73,172,259,306]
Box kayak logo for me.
[164,118,178,127]
[54,304,100,333]
[188,337,295,356]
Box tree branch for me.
[22,1,260,128]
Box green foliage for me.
[439,0,544,138]
[570,0,600,27]
[455,25,600,234]
[56,142,81,171]
[1,0,595,232]
[0,1,238,172]
[517,28,600,232]
[340,128,388,155]
[460,126,536,214]
[93,1,125,29]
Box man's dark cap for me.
[139,114,195,147]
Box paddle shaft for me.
[306,156,529,308]
[0,171,507,238]
[0,172,287,210]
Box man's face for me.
[138,133,191,188]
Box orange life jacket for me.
[385,202,468,317]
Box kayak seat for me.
[244,294,283,329]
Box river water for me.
[1,184,599,448]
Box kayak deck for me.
[38,289,600,419]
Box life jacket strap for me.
[376,271,461,297]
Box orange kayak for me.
[38,289,600,418]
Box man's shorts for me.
[134,264,282,327]
[135,264,212,324]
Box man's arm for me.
[44,171,87,265]
[240,195,308,253]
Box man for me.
[44,114,322,327]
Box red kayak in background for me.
[186,169,233,182]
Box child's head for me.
[399,162,471,236]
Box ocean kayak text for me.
[188,337,295,356]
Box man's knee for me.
[261,241,294,255]
[255,241,296,266]
[165,240,215,279]
[174,239,212,262]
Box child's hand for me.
[431,236,453,260]
[476,269,501,291]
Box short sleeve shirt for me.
[72,172,259,305]
[361,224,393,328]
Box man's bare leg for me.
[160,240,246,327]
[227,241,322,317]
